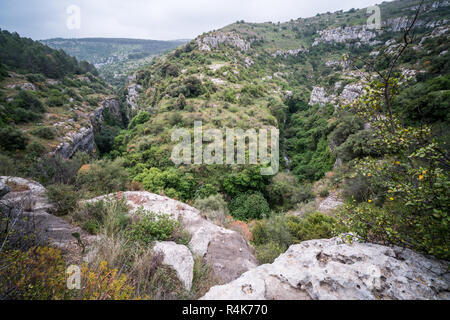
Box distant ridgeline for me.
[41,38,187,66]
[0,29,97,79]
[41,38,187,86]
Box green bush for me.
[255,241,284,264]
[194,184,218,199]
[25,140,46,158]
[76,158,129,196]
[0,154,18,176]
[26,73,46,83]
[229,192,271,221]
[95,125,119,155]
[73,198,131,235]
[287,212,338,242]
[134,167,195,201]
[29,153,88,185]
[336,130,379,161]
[47,95,65,107]
[194,194,228,225]
[128,111,150,129]
[46,184,80,216]
[0,126,28,151]
[11,91,44,113]
[265,172,314,209]
[125,210,187,245]
[31,126,56,140]
[252,212,340,264]
[222,166,270,197]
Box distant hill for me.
[0,30,97,79]
[41,38,188,86]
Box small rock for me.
[153,241,194,291]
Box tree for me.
[338,0,449,259]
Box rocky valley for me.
[0,0,449,301]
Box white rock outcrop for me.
[201,237,450,300]
[153,241,194,291]
[196,32,251,52]
[313,26,380,46]
[309,83,364,107]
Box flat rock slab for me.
[201,237,450,300]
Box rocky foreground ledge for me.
[201,236,450,300]
[1,177,449,300]
[0,177,257,290]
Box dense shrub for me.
[26,73,46,83]
[286,104,335,181]
[128,111,150,129]
[194,184,218,199]
[134,167,195,201]
[95,125,119,154]
[265,172,314,209]
[0,126,28,151]
[29,153,88,185]
[25,140,47,158]
[229,192,271,221]
[31,126,56,140]
[252,212,340,264]
[336,130,379,161]
[76,158,129,196]
[125,210,189,245]
[255,241,284,264]
[0,154,18,176]
[194,194,228,225]
[329,114,363,147]
[222,166,270,197]
[11,91,45,113]
[46,184,80,216]
[183,76,203,97]
[287,212,339,241]
[74,198,130,235]
[47,95,65,107]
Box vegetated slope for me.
[0,30,128,177]
[113,0,449,259]
[42,38,188,86]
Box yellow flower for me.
[390,197,394,201]
[419,175,424,180]
[368,200,372,203]
[367,173,372,177]
[422,170,427,175]
[395,161,400,165]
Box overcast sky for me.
[0,0,386,41]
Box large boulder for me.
[201,236,450,300]
[153,241,194,291]
[89,191,258,283]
